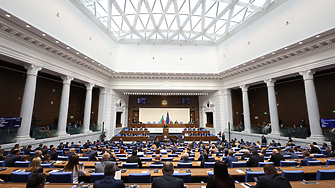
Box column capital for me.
[223,89,231,95]
[239,85,249,92]
[24,64,42,76]
[100,87,109,94]
[85,83,95,90]
[264,78,276,87]
[299,70,316,80]
[61,75,73,85]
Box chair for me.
[177,163,192,168]
[326,159,335,165]
[180,122,183,124]
[208,172,214,176]
[168,154,178,157]
[90,173,105,183]
[313,154,325,158]
[316,169,335,180]
[57,156,69,161]
[141,157,152,161]
[79,157,90,161]
[56,150,64,156]
[231,161,247,168]
[173,173,191,183]
[122,163,138,169]
[11,172,32,183]
[149,163,164,168]
[245,171,265,182]
[14,161,30,167]
[280,161,297,167]
[129,173,151,183]
[188,157,194,161]
[118,157,128,161]
[29,152,35,157]
[0,161,5,167]
[41,163,55,168]
[234,153,244,157]
[307,160,322,166]
[161,157,174,161]
[116,154,127,157]
[281,170,304,181]
[258,162,273,167]
[283,155,291,159]
[204,162,215,168]
[49,172,73,183]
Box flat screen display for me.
[181,98,190,104]
[137,98,146,104]
[0,117,22,128]
[320,119,335,128]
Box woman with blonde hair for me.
[64,155,86,183]
[26,157,43,174]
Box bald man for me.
[269,149,285,166]
[95,153,119,173]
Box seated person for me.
[126,149,142,167]
[94,163,125,188]
[224,150,238,168]
[269,149,285,166]
[299,151,315,166]
[26,157,43,174]
[95,153,120,173]
[174,120,179,124]
[201,153,215,168]
[4,149,23,167]
[251,164,292,188]
[152,155,164,164]
[247,149,264,167]
[64,155,86,184]
[151,162,184,188]
[180,153,192,163]
[326,147,335,157]
[26,173,47,188]
[206,161,235,188]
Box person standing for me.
[261,135,267,145]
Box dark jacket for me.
[47,150,58,161]
[269,153,285,166]
[126,156,142,167]
[206,174,235,188]
[247,155,264,167]
[224,156,238,167]
[82,152,96,161]
[29,154,41,162]
[201,158,215,168]
[299,157,315,166]
[93,175,125,188]
[23,149,31,155]
[4,154,23,167]
[151,173,184,188]
[253,173,292,188]
[28,167,44,174]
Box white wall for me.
[139,108,190,123]
[217,0,335,71]
[116,43,218,73]
[0,0,117,69]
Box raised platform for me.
[129,123,199,128]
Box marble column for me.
[223,89,233,131]
[57,75,73,136]
[299,70,323,138]
[240,85,251,133]
[83,83,95,133]
[97,88,108,131]
[17,64,42,140]
[264,79,280,135]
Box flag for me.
[160,114,164,124]
[166,112,170,124]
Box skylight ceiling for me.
[74,0,276,44]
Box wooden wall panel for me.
[248,85,270,125]
[127,95,199,124]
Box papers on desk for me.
[115,170,121,180]
[54,161,62,164]
[236,170,244,174]
[174,171,179,173]
[201,186,206,188]
[197,162,201,164]
[206,171,213,174]
[49,170,60,173]
[240,183,251,188]
[142,171,148,173]
[15,169,25,172]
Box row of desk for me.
[0,165,334,177]
[0,181,333,188]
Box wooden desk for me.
[182,131,210,134]
[113,136,149,141]
[235,181,335,188]
[129,124,199,128]
[121,131,149,135]
[184,136,217,141]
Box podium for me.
[163,128,169,139]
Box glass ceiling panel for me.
[77,0,276,44]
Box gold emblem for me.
[162,100,167,105]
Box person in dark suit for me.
[309,143,321,154]
[207,161,235,188]
[26,173,47,188]
[252,164,292,188]
[179,153,192,163]
[126,150,142,167]
[47,147,58,161]
[299,151,315,166]
[29,150,42,162]
[23,145,32,155]
[326,147,335,157]
[82,148,96,161]
[154,139,160,148]
[151,162,184,188]
[93,163,125,188]
[224,150,238,168]
[41,145,48,156]
[261,135,267,145]
[269,149,285,166]
[201,153,215,168]
[35,144,43,151]
[152,155,164,164]
[4,149,23,167]
[247,149,264,167]
[9,144,20,154]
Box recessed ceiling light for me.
[26,25,30,28]
[92,61,94,63]
[42,33,46,36]
[285,48,288,50]
[272,52,275,54]
[299,42,302,44]
[252,60,254,62]
[243,64,246,65]
[316,35,320,38]
[85,57,87,59]
[6,14,10,17]
[261,57,264,58]
[76,52,79,54]
[67,47,70,49]
[98,64,101,66]
[55,41,59,43]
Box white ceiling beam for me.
[201,0,206,33]
[180,32,190,43]
[211,0,261,10]
[76,0,105,4]
[119,32,132,40]
[111,0,134,32]
[168,31,179,41]
[146,32,156,41]
[157,31,168,41]
[224,1,237,34]
[107,0,112,32]
[133,0,143,29]
[262,0,274,12]
[170,0,183,42]
[180,0,203,30]
[156,0,173,28]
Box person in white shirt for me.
[64,155,86,183]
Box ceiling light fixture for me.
[42,33,46,36]
[316,35,320,38]
[55,41,59,43]
[76,52,79,54]
[5,14,10,17]
[285,48,288,50]
[26,25,30,28]
[67,47,70,49]
[299,42,302,44]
